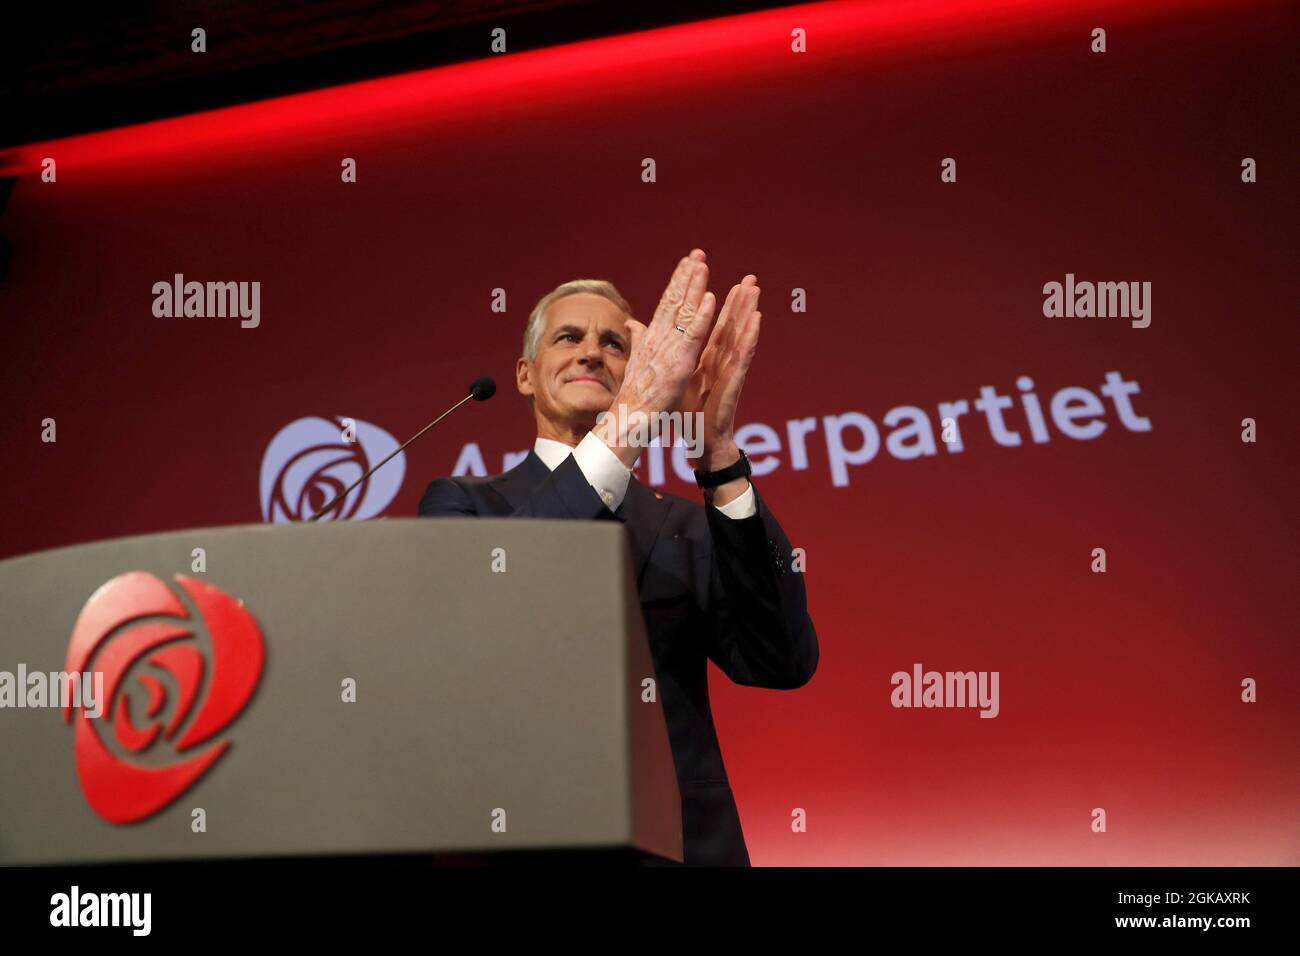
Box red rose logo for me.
[63,572,265,824]
[259,416,405,523]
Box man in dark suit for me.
[418,248,818,865]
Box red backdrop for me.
[2,0,1296,864]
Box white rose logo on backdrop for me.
[260,416,405,522]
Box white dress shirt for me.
[533,433,757,519]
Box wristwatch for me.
[694,449,752,489]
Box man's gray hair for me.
[522,279,634,360]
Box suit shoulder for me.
[418,470,506,517]
[447,472,502,489]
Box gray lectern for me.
[0,519,683,864]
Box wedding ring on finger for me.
[674,325,687,334]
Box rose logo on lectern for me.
[63,572,265,824]
[260,415,405,522]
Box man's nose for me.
[579,339,604,366]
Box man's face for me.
[517,293,630,431]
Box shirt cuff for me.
[573,431,633,512]
[713,481,757,519]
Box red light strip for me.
[0,0,1256,177]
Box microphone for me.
[468,375,496,401]
[307,376,496,522]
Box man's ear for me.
[516,356,533,398]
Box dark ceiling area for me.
[5,0,802,149]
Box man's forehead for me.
[544,294,625,331]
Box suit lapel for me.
[490,451,551,513]
[617,475,674,587]
[490,449,673,587]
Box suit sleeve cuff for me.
[713,481,757,519]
